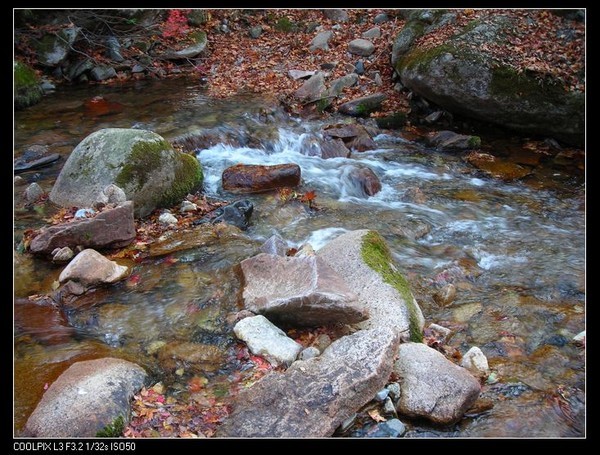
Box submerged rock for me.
[210,200,253,230]
[344,166,382,197]
[233,315,302,367]
[260,234,289,256]
[218,326,400,437]
[463,151,532,181]
[14,297,75,346]
[157,341,225,373]
[49,128,203,218]
[24,358,146,437]
[29,202,136,255]
[319,138,351,159]
[222,164,301,193]
[432,283,457,306]
[394,342,481,425]
[14,144,60,173]
[240,253,368,326]
[58,249,129,289]
[427,130,481,150]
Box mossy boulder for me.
[49,128,203,218]
[35,27,80,67]
[161,30,207,59]
[14,61,42,110]
[393,12,584,146]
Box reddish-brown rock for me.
[222,164,301,193]
[348,167,382,196]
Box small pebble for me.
[382,397,397,416]
[74,208,96,219]
[159,212,178,225]
[299,346,320,361]
[375,388,389,402]
[180,200,198,213]
[24,182,44,203]
[385,382,401,402]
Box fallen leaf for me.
[368,408,387,423]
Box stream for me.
[14,77,585,437]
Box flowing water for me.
[14,77,585,437]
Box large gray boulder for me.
[233,315,303,366]
[29,201,135,255]
[393,12,584,146]
[317,230,425,342]
[24,358,147,437]
[294,72,327,102]
[218,326,400,437]
[49,128,203,217]
[394,342,481,425]
[240,253,368,326]
[58,249,129,289]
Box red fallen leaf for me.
[162,256,178,265]
[155,395,165,404]
[249,354,272,371]
[127,274,141,287]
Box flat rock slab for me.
[222,163,301,193]
[241,253,368,326]
[427,130,481,150]
[218,326,400,437]
[24,358,147,437]
[394,342,481,425]
[234,315,303,367]
[29,201,136,255]
[58,248,129,289]
[319,138,351,159]
[317,230,425,341]
[310,31,334,52]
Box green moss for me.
[189,30,207,45]
[361,231,423,342]
[115,139,169,191]
[398,43,456,73]
[96,415,124,437]
[164,152,203,207]
[489,65,566,104]
[14,61,42,109]
[275,16,296,33]
[468,136,481,148]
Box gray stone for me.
[66,59,94,81]
[294,72,326,101]
[375,388,389,402]
[460,346,490,378]
[218,326,400,437]
[131,64,145,74]
[427,130,481,151]
[49,128,202,218]
[383,397,397,416]
[180,200,197,213]
[394,342,481,425]
[299,346,320,361]
[233,315,302,367]
[362,27,382,39]
[36,27,80,67]
[90,66,117,81]
[210,200,254,231]
[338,93,387,116]
[319,138,351,159]
[310,31,333,52]
[354,60,365,75]
[395,14,584,146]
[14,176,26,186]
[249,26,263,39]
[29,202,136,255]
[24,358,146,437]
[288,69,316,80]
[374,13,389,24]
[95,184,127,206]
[374,73,383,86]
[375,419,405,437]
[240,253,368,326]
[161,31,207,59]
[386,382,401,402]
[105,36,124,62]
[427,323,452,343]
[323,9,349,22]
[260,234,289,256]
[424,110,444,124]
[24,182,44,203]
[318,230,425,341]
[74,208,95,219]
[313,333,332,352]
[573,330,586,343]
[51,246,74,263]
[321,73,360,108]
[40,80,56,92]
[58,249,129,289]
[348,39,375,57]
[159,212,178,225]
[338,413,357,433]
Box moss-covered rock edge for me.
[96,414,125,437]
[360,231,423,342]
